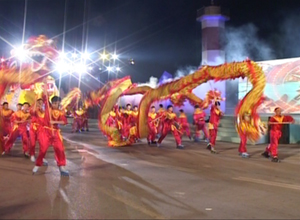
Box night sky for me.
[0,0,300,89]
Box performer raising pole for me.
[207,101,223,153]
[261,107,294,162]
[157,105,184,149]
[33,78,69,176]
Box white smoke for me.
[137,76,158,88]
[174,65,199,78]
[223,23,275,62]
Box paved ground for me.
[0,122,299,219]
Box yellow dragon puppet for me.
[0,35,59,152]
[72,59,265,147]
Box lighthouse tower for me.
[196,1,237,114]
[197,1,229,65]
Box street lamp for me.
[71,53,78,59]
[100,53,108,60]
[16,46,27,61]
[107,66,112,72]
[111,53,118,60]
[82,52,90,59]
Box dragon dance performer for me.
[156,104,165,137]
[193,105,209,142]
[147,106,158,145]
[178,109,191,140]
[81,107,89,132]
[3,103,31,157]
[72,108,83,133]
[1,102,14,138]
[238,112,267,158]
[207,101,223,153]
[121,104,133,140]
[106,107,117,128]
[129,105,139,142]
[29,98,47,163]
[131,105,139,126]
[115,106,123,131]
[33,89,69,176]
[157,105,184,149]
[261,107,294,162]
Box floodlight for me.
[111,53,118,60]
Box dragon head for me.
[10,35,59,74]
[205,90,225,104]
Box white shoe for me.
[30,156,36,163]
[59,166,69,176]
[43,158,48,166]
[32,166,39,174]
[241,152,250,158]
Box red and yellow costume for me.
[147,112,158,142]
[106,110,117,127]
[178,112,191,138]
[2,108,14,136]
[157,107,165,135]
[72,109,83,132]
[121,110,132,139]
[131,110,138,126]
[115,108,123,131]
[81,109,89,131]
[208,105,222,146]
[266,115,294,158]
[193,108,209,140]
[128,109,139,141]
[157,111,182,146]
[29,107,44,156]
[4,110,31,154]
[35,98,67,167]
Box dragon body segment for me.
[137,60,266,141]
[81,60,265,146]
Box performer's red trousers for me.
[158,121,163,135]
[82,119,89,130]
[239,132,247,153]
[195,124,209,139]
[3,120,12,136]
[29,124,40,156]
[4,126,29,153]
[35,128,66,167]
[158,125,181,146]
[72,119,81,132]
[180,124,191,137]
[147,125,157,142]
[209,129,218,146]
[266,130,281,157]
[121,124,131,139]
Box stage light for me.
[88,66,93,71]
[56,61,70,73]
[74,63,87,74]
[100,53,108,60]
[111,53,118,60]
[107,66,112,72]
[1,58,5,62]
[59,52,67,59]
[99,67,102,71]
[16,47,27,61]
[72,53,78,59]
[82,52,90,59]
[116,67,121,72]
